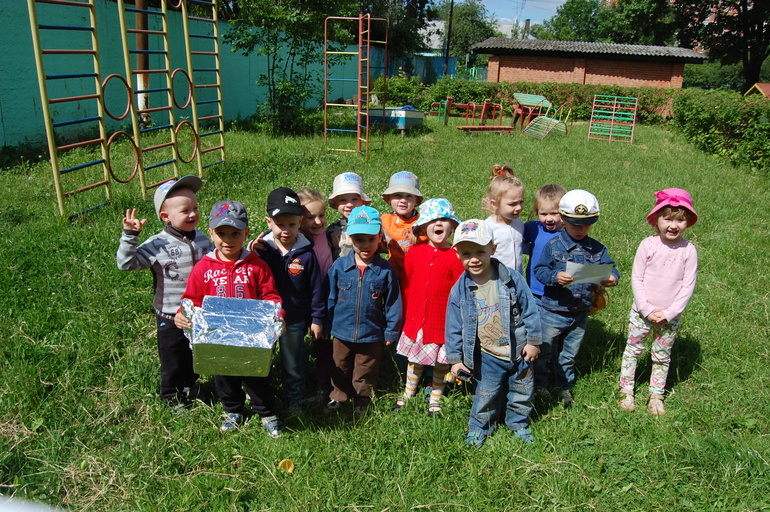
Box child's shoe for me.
[427,402,442,417]
[647,394,666,416]
[261,415,283,438]
[465,431,486,448]
[184,384,211,406]
[560,389,574,408]
[513,427,534,444]
[354,404,368,416]
[392,397,407,413]
[326,399,342,413]
[220,412,243,431]
[618,390,635,412]
[533,387,552,403]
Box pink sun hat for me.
[646,188,698,227]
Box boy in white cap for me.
[380,171,422,281]
[326,172,371,260]
[326,205,403,415]
[534,189,619,408]
[116,175,212,411]
[446,219,541,447]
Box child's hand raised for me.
[123,209,147,232]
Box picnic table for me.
[512,93,552,130]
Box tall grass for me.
[1,119,769,511]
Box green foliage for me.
[378,73,429,109]
[672,89,770,173]
[675,0,770,92]
[434,0,499,67]
[2,125,770,511]
[539,0,608,41]
[602,0,676,46]
[683,62,744,91]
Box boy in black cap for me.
[256,188,325,411]
[116,175,212,411]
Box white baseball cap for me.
[452,219,494,247]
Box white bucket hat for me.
[382,171,422,200]
[328,172,371,206]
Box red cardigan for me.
[401,243,464,345]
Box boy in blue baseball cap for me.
[325,206,403,415]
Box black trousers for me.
[214,374,276,417]
[156,315,197,402]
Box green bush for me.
[672,89,770,173]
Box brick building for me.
[471,39,706,89]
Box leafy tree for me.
[434,0,500,68]
[363,1,434,63]
[538,0,608,41]
[675,0,770,92]
[603,0,677,45]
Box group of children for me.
[117,167,699,446]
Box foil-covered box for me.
[182,296,282,377]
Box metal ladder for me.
[26,0,111,218]
[180,0,225,171]
[116,0,183,198]
[324,14,387,156]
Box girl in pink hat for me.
[618,188,699,415]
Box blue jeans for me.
[279,322,307,405]
[468,352,533,437]
[537,308,588,391]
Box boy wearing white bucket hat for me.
[326,172,371,260]
[533,190,620,408]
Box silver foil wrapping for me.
[182,297,282,377]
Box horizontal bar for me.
[67,201,110,220]
[57,137,104,152]
[60,158,105,174]
[130,49,167,55]
[49,93,100,104]
[202,160,224,169]
[53,115,101,128]
[127,28,166,35]
[200,130,223,137]
[125,7,164,16]
[327,78,358,82]
[327,51,358,55]
[135,87,169,94]
[196,99,220,105]
[189,34,217,40]
[132,69,167,74]
[188,16,215,23]
[42,49,96,55]
[326,103,356,108]
[144,159,176,171]
[201,145,224,153]
[190,51,217,56]
[142,141,175,152]
[198,114,222,121]
[140,123,173,133]
[192,68,218,72]
[64,180,108,196]
[39,24,93,32]
[37,0,93,8]
[195,83,220,89]
[46,72,98,80]
[136,105,171,114]
[326,128,357,133]
[189,0,216,5]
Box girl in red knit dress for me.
[394,198,465,415]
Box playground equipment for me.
[588,95,638,143]
[26,0,112,218]
[324,14,388,156]
[523,101,573,138]
[26,0,225,218]
[456,99,515,134]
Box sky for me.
[480,0,567,25]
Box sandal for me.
[392,397,407,413]
[618,390,635,412]
[647,394,666,416]
[427,402,442,417]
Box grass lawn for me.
[1,119,769,511]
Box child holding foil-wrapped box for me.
[175,200,286,436]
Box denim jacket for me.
[327,251,403,343]
[534,230,620,313]
[445,259,541,371]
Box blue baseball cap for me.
[346,206,382,236]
